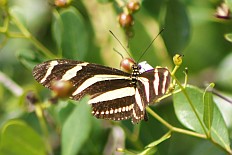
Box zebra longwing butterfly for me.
[33,59,171,123]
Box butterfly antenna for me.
[113,48,124,59]
[137,28,164,63]
[109,30,132,58]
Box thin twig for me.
[0,71,23,96]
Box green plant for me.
[0,0,232,155]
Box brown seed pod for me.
[51,80,74,98]
[54,0,71,7]
[127,1,140,13]
[215,3,231,19]
[118,13,134,28]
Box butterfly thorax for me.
[131,64,141,86]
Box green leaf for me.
[61,97,92,155]
[173,85,205,133]
[97,0,113,3]
[162,0,190,55]
[52,7,89,60]
[216,53,232,91]
[0,120,46,155]
[224,33,232,43]
[173,85,231,151]
[225,0,232,11]
[129,20,161,66]
[203,83,215,131]
[16,48,44,70]
[145,131,171,148]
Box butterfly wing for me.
[33,59,145,123]
[138,67,171,105]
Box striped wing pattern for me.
[33,59,171,123]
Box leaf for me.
[173,85,205,133]
[52,7,89,60]
[224,33,232,43]
[97,0,113,3]
[203,83,215,131]
[162,0,190,55]
[216,53,232,91]
[173,85,231,151]
[129,20,161,66]
[225,0,232,11]
[0,120,46,155]
[145,131,171,148]
[61,97,92,155]
[16,48,44,70]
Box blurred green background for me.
[0,0,232,155]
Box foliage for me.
[0,0,232,155]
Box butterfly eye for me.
[120,58,136,73]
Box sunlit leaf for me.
[173,85,231,151]
[224,33,232,43]
[52,7,89,60]
[61,97,92,155]
[162,0,190,55]
[16,49,44,70]
[203,83,215,131]
[216,53,232,91]
[0,120,46,155]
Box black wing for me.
[33,59,147,123]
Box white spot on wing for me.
[138,77,150,102]
[153,69,159,95]
[162,70,169,94]
[40,61,58,83]
[135,88,143,111]
[88,87,135,104]
[61,63,88,81]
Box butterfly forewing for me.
[32,59,171,123]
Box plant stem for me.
[35,104,53,155]
[10,14,57,59]
[0,71,23,96]
[146,107,206,139]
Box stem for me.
[0,71,23,96]
[35,104,53,155]
[146,107,206,139]
[147,107,232,154]
[119,122,144,149]
[10,14,57,59]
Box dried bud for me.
[127,1,140,13]
[51,80,74,98]
[118,13,134,28]
[215,3,230,19]
[26,91,39,105]
[54,0,71,7]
